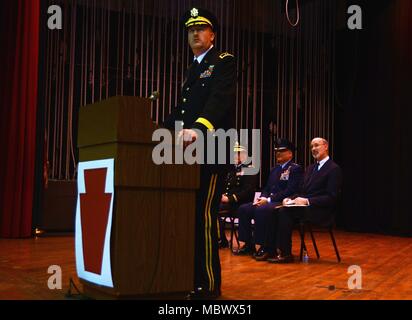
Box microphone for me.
[149,91,160,101]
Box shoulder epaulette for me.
[219,52,234,59]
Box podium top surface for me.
[78,96,158,147]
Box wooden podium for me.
[75,96,199,299]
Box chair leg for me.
[308,225,320,259]
[299,223,307,261]
[229,217,240,249]
[228,217,234,249]
[219,216,227,245]
[329,228,341,262]
[232,218,240,248]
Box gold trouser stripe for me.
[208,174,218,291]
[204,175,215,290]
[195,117,214,131]
[204,174,217,292]
[217,217,221,239]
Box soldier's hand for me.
[254,197,268,207]
[221,195,229,203]
[177,129,198,149]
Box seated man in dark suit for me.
[267,137,342,263]
[218,143,258,248]
[234,139,303,259]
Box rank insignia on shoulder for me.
[219,52,234,59]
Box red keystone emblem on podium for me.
[80,168,112,275]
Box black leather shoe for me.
[255,252,276,261]
[267,254,294,264]
[252,247,265,259]
[233,245,253,256]
[186,287,221,300]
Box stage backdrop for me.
[2,0,410,238]
[32,0,338,234]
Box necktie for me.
[192,59,199,69]
[305,162,319,189]
[187,60,199,80]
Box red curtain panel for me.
[0,0,40,238]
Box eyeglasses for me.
[311,143,325,148]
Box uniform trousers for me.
[194,165,226,292]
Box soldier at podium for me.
[163,8,236,299]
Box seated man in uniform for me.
[218,143,258,248]
[267,137,342,263]
[233,139,303,260]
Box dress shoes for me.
[267,254,294,264]
[252,247,265,259]
[186,287,221,300]
[233,245,254,256]
[255,251,276,262]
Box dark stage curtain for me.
[0,0,40,238]
[337,0,412,235]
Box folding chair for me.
[298,219,341,263]
[218,192,261,249]
[218,209,239,249]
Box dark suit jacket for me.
[300,158,342,208]
[261,162,303,203]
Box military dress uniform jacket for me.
[260,162,304,204]
[223,165,258,205]
[164,46,236,136]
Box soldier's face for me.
[188,25,215,54]
[234,151,247,165]
[275,150,292,164]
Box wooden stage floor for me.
[1,230,412,300]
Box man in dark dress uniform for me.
[218,143,258,248]
[163,8,236,299]
[234,139,303,260]
[268,137,342,263]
